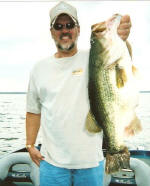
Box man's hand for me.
[117,15,131,41]
[27,147,45,166]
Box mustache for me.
[60,33,72,40]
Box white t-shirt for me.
[26,50,104,169]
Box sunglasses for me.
[52,22,77,31]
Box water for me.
[0,92,150,156]
[0,94,27,156]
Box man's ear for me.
[50,28,54,39]
[78,26,80,36]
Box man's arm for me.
[26,112,44,166]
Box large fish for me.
[86,15,142,174]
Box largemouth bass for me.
[86,15,142,174]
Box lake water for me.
[0,92,150,157]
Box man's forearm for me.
[26,112,41,145]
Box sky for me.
[0,0,150,91]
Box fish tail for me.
[116,66,127,88]
[105,147,130,174]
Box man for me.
[26,1,131,186]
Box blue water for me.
[0,92,150,156]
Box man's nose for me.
[61,27,70,33]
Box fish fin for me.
[132,65,141,79]
[105,57,122,70]
[106,146,130,174]
[116,65,127,88]
[126,42,141,79]
[124,114,142,137]
[132,65,138,75]
[126,41,132,59]
[85,111,102,133]
[126,42,140,79]
[106,57,128,88]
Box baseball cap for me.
[49,1,78,26]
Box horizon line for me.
[0,90,150,94]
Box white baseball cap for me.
[49,1,78,26]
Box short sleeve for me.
[26,70,41,114]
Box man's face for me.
[51,14,80,52]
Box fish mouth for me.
[91,21,106,34]
[91,14,121,35]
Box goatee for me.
[57,42,75,51]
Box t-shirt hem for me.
[43,157,104,169]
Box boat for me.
[104,150,150,186]
[0,145,150,186]
[0,146,40,186]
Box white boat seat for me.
[0,152,39,186]
[104,157,150,186]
